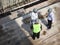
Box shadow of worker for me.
[22,16,33,38]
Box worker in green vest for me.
[31,20,42,40]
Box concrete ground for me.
[0,2,60,45]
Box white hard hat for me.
[48,8,52,13]
[33,8,37,13]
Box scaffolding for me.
[0,0,48,14]
[0,0,38,13]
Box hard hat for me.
[48,8,52,13]
[33,8,37,13]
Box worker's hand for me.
[45,13,48,17]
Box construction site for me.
[0,0,60,45]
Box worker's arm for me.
[40,25,42,30]
[46,13,48,17]
[30,25,33,30]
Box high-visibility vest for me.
[33,24,41,33]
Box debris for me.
[42,31,46,35]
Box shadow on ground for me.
[0,16,33,45]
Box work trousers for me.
[30,19,38,25]
[32,32,40,40]
[48,20,52,29]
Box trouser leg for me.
[36,32,40,39]
[32,32,36,40]
[48,20,52,29]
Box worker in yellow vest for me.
[31,20,42,40]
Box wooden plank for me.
[9,0,14,6]
[15,0,19,4]
[2,0,8,8]
[19,0,23,2]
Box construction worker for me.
[30,8,38,25]
[31,20,42,40]
[47,8,55,29]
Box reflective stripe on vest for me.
[33,24,41,33]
